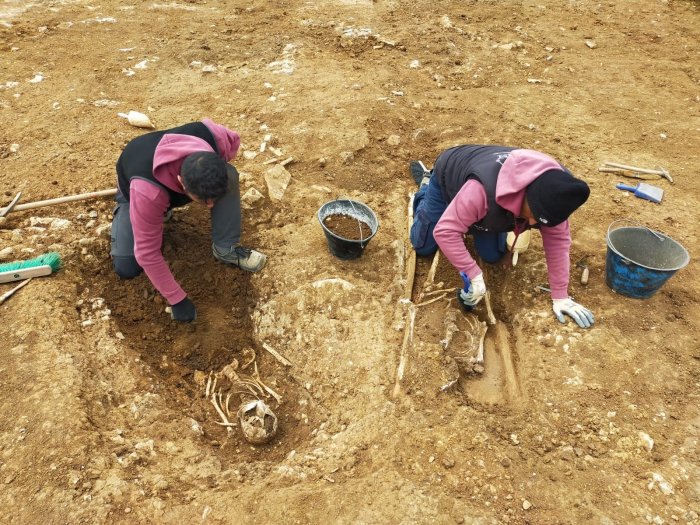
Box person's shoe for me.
[212,244,267,272]
[410,160,431,187]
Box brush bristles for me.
[0,252,62,273]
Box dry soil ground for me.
[0,1,699,524]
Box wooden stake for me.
[402,192,416,302]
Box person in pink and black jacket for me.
[111,119,266,322]
[409,145,594,328]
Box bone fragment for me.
[440,378,459,392]
[262,343,293,367]
[442,309,459,351]
[393,303,416,398]
[420,250,440,300]
[423,286,459,297]
[210,390,234,433]
[253,362,283,404]
[205,372,213,398]
[416,293,448,308]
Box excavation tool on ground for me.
[0,188,118,218]
[576,258,589,285]
[616,182,664,204]
[0,252,62,284]
[599,161,673,184]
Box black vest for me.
[116,122,219,207]
[434,145,520,232]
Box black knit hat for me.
[526,169,590,227]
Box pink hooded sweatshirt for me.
[127,119,240,305]
[433,149,572,299]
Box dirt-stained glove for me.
[457,272,486,311]
[171,297,197,322]
[552,298,594,328]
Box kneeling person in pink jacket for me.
[410,145,594,328]
[110,119,266,322]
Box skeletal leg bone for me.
[419,250,441,300]
[473,322,488,365]
[393,303,416,398]
[484,291,497,326]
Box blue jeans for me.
[410,176,507,263]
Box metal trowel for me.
[616,182,664,203]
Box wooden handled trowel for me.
[507,229,531,266]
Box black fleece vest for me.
[116,122,219,207]
[434,144,519,233]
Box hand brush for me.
[0,252,62,284]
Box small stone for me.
[585,39,597,49]
[500,457,512,468]
[318,157,327,167]
[115,331,125,340]
[522,500,532,510]
[387,135,400,146]
[442,458,455,469]
[638,431,654,452]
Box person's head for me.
[524,169,590,227]
[178,152,228,207]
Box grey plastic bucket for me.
[317,199,379,260]
[605,221,690,299]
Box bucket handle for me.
[607,218,666,242]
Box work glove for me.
[171,297,197,322]
[552,298,594,328]
[457,272,486,312]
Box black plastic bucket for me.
[605,220,690,299]
[317,199,379,260]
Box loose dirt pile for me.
[1,1,698,524]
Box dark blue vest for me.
[116,122,219,207]
[434,145,518,232]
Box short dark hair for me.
[180,152,228,201]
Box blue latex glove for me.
[457,272,486,311]
[552,298,594,328]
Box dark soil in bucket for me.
[323,213,372,241]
